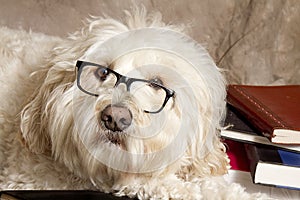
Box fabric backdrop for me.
[0,0,299,85]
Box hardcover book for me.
[227,85,300,144]
[244,143,300,189]
[221,104,300,152]
[224,139,250,172]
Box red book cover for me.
[224,139,250,172]
[227,85,300,144]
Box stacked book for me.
[222,85,300,190]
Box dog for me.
[0,9,267,199]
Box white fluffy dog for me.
[0,9,266,199]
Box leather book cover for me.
[227,85,300,144]
[221,104,300,152]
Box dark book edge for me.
[0,192,20,200]
[0,191,136,200]
[224,104,260,134]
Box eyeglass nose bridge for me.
[114,76,135,92]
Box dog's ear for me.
[20,64,75,154]
[188,66,229,176]
[20,68,52,154]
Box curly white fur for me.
[0,9,268,199]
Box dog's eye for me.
[95,68,109,81]
[149,78,163,89]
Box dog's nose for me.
[101,105,132,132]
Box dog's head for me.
[20,10,229,188]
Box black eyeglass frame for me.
[75,60,175,114]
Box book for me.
[224,139,250,172]
[221,104,300,152]
[244,143,300,189]
[227,85,300,144]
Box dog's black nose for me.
[101,105,132,132]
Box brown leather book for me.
[227,85,300,144]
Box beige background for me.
[0,0,299,84]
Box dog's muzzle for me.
[100,105,132,132]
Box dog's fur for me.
[0,9,266,199]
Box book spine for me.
[224,139,250,172]
[227,85,279,140]
[244,144,282,184]
[243,144,259,183]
